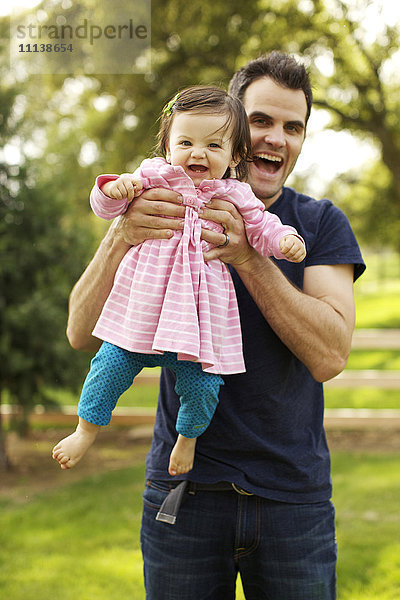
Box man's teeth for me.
[255,153,282,163]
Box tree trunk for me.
[0,407,12,472]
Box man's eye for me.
[286,125,300,133]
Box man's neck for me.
[256,188,284,210]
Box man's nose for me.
[263,125,285,148]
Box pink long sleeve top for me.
[90,157,302,374]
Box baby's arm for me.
[101,173,143,202]
[90,173,143,220]
[227,181,306,262]
[52,417,100,470]
[279,235,307,263]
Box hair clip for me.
[163,93,179,116]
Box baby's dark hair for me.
[156,85,252,180]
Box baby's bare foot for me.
[168,435,196,476]
[52,422,99,469]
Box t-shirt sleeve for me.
[305,200,365,281]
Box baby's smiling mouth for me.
[253,153,283,173]
[188,164,208,173]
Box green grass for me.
[355,283,400,329]
[325,249,400,410]
[325,388,400,410]
[46,369,160,410]
[354,250,400,329]
[0,465,146,600]
[1,453,400,599]
[332,452,400,600]
[346,350,400,371]
[324,349,400,410]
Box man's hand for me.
[199,198,256,266]
[114,187,186,246]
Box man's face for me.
[242,77,308,208]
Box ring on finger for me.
[220,233,230,248]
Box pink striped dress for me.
[90,157,301,375]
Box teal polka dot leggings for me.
[77,342,224,438]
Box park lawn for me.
[346,350,400,371]
[46,376,160,410]
[1,453,400,600]
[324,388,400,410]
[332,452,400,600]
[355,284,400,329]
[324,348,400,411]
[0,465,146,600]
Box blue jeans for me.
[141,481,337,600]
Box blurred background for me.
[1,1,399,599]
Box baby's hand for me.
[101,173,143,202]
[279,235,306,263]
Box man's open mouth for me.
[188,164,208,173]
[253,153,283,174]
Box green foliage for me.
[4,0,400,246]
[0,165,93,423]
[324,163,400,252]
[0,17,95,442]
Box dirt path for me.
[0,427,152,502]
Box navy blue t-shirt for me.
[145,187,366,503]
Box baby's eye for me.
[209,143,221,148]
[180,140,192,146]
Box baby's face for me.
[166,112,237,186]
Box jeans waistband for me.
[188,481,254,495]
[153,480,254,525]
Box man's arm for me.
[66,189,185,351]
[66,219,130,351]
[200,198,356,383]
[235,255,355,382]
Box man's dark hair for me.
[228,51,313,125]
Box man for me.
[66,52,365,599]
